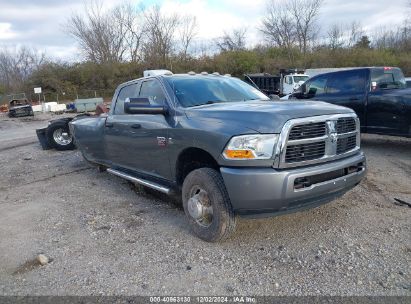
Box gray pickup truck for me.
[70,73,366,242]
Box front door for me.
[319,70,368,128]
[104,79,173,180]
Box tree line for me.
[0,0,410,103]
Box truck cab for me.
[290,67,411,137]
[282,74,309,95]
[244,70,309,97]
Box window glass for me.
[114,83,139,114]
[293,76,309,83]
[166,76,269,107]
[139,80,166,105]
[306,76,327,97]
[371,68,406,90]
[327,70,366,94]
[285,76,290,84]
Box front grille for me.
[336,117,356,134]
[288,122,326,140]
[285,141,325,163]
[277,114,360,168]
[337,135,357,154]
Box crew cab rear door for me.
[104,79,173,180]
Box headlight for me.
[223,134,279,160]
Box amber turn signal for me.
[224,149,255,159]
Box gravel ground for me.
[0,114,410,296]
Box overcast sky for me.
[0,0,408,61]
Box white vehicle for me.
[244,69,309,97]
[282,73,309,95]
[143,69,173,77]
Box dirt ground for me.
[0,113,410,296]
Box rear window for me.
[371,68,406,90]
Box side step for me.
[107,168,171,194]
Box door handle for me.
[105,122,114,128]
[131,124,141,129]
[349,97,359,101]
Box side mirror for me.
[300,83,307,94]
[124,97,167,115]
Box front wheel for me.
[46,120,75,151]
[182,168,237,242]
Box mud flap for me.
[36,128,52,150]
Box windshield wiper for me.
[189,100,221,107]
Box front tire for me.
[46,120,75,151]
[182,168,237,242]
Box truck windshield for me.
[293,76,309,83]
[166,76,270,107]
[371,68,406,90]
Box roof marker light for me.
[188,71,196,75]
[201,71,208,75]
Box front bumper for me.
[220,152,366,218]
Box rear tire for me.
[182,168,237,242]
[46,120,75,151]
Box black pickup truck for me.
[288,67,411,137]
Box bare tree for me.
[327,23,344,49]
[260,0,297,62]
[260,0,323,63]
[260,1,294,48]
[178,15,198,59]
[142,5,180,68]
[372,23,411,51]
[66,1,128,63]
[347,21,364,47]
[0,46,45,93]
[216,28,247,52]
[112,3,145,62]
[288,0,323,54]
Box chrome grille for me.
[285,141,325,163]
[288,122,326,140]
[337,135,357,154]
[275,114,360,168]
[336,117,356,134]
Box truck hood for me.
[185,100,353,133]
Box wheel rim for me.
[53,128,72,146]
[187,186,213,228]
